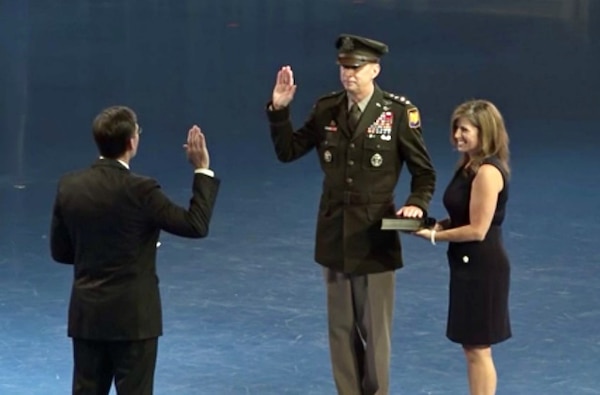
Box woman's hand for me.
[413,227,432,240]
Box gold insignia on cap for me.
[340,37,354,52]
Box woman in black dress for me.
[414,100,511,395]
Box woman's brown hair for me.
[450,99,510,176]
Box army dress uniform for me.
[266,34,436,395]
[267,91,435,276]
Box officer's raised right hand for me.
[271,66,297,110]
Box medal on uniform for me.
[381,112,393,140]
[367,126,376,138]
[368,111,394,141]
[323,150,332,163]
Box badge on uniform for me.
[324,120,337,132]
[407,108,421,129]
[367,111,393,140]
[323,150,332,163]
[370,153,383,167]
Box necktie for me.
[348,103,361,131]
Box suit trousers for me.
[323,268,395,395]
[72,337,158,395]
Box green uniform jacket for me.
[266,85,436,275]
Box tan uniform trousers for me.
[323,268,395,395]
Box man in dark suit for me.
[265,35,436,394]
[50,105,220,395]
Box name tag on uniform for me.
[324,120,338,132]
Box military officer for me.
[265,34,436,395]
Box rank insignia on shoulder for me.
[407,108,421,129]
[384,92,411,105]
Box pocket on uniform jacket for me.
[367,202,395,222]
[362,138,393,170]
[318,196,332,217]
[319,132,340,168]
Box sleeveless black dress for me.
[442,156,512,345]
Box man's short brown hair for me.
[92,106,137,159]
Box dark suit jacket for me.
[50,159,220,341]
[267,85,436,274]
